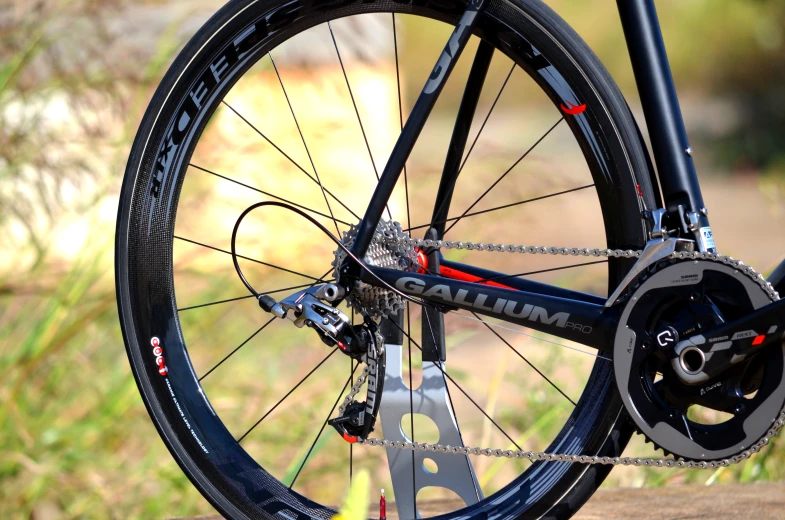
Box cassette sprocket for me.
[332,220,416,319]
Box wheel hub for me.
[614,258,784,460]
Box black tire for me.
[115,0,657,518]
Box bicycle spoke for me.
[269,53,342,236]
[388,318,522,450]
[407,184,594,232]
[174,235,322,282]
[221,100,360,221]
[458,64,515,173]
[444,117,564,235]
[392,35,418,509]
[451,312,604,359]
[199,317,276,382]
[392,14,411,231]
[189,163,351,227]
[178,277,334,312]
[473,312,576,405]
[328,21,392,221]
[475,259,608,284]
[289,362,359,489]
[237,347,340,443]
[179,293,254,312]
[429,63,514,231]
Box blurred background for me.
[3,0,785,518]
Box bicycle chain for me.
[341,237,782,468]
[339,365,370,415]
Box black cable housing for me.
[230,201,429,309]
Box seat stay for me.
[349,0,488,259]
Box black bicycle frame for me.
[346,0,716,355]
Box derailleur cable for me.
[229,200,430,311]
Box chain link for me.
[343,237,783,467]
[387,236,643,260]
[339,365,370,415]
[385,237,779,302]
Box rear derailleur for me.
[258,284,385,443]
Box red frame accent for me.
[752,334,766,346]
[560,101,587,115]
[414,247,516,290]
[439,265,516,290]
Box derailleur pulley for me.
[258,283,386,442]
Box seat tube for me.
[617,0,715,252]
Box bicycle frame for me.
[347,0,717,356]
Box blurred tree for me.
[552,0,785,173]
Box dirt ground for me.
[175,481,785,519]
[573,482,785,519]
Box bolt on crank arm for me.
[672,297,785,385]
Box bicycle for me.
[115,0,785,518]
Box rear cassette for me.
[614,258,785,461]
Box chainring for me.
[614,257,785,461]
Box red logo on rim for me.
[151,336,169,376]
[560,101,587,115]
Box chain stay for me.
[343,236,782,467]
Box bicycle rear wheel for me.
[116,0,656,518]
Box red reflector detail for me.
[636,184,643,197]
[415,248,429,274]
[342,432,358,443]
[560,101,587,115]
[752,334,766,346]
[439,265,516,290]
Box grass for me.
[0,238,213,518]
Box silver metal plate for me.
[379,344,482,519]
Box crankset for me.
[614,255,785,461]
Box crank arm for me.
[672,297,785,385]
